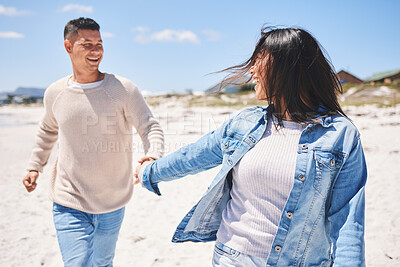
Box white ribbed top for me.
[67,78,104,90]
[217,116,305,258]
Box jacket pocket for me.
[313,149,344,197]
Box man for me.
[22,17,164,266]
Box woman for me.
[135,27,367,266]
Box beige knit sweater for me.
[27,73,164,213]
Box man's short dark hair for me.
[64,17,100,40]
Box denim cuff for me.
[139,161,161,196]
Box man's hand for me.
[137,156,155,165]
[22,171,39,192]
[133,157,155,185]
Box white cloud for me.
[201,30,222,42]
[152,30,199,44]
[0,31,24,39]
[134,34,149,44]
[132,26,150,33]
[0,5,30,16]
[102,32,115,38]
[60,4,93,13]
[134,28,200,45]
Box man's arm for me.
[23,87,59,192]
[124,84,164,160]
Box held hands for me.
[22,171,39,192]
[133,157,155,185]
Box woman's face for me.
[248,56,269,101]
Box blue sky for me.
[1,0,399,94]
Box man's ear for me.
[64,39,73,54]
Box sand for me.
[0,102,399,266]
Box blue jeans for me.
[52,203,125,267]
[212,241,268,267]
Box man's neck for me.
[71,70,104,84]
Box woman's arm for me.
[328,135,367,266]
[137,119,229,195]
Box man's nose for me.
[91,46,101,52]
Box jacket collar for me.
[314,104,334,127]
[259,104,335,128]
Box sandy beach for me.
[1,100,399,266]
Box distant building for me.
[184,89,193,95]
[336,70,363,84]
[0,95,7,105]
[365,69,400,85]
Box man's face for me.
[65,29,103,74]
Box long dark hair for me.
[219,26,346,123]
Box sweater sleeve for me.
[26,86,60,172]
[124,83,164,159]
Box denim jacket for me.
[139,106,367,266]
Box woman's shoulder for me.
[326,115,362,149]
[221,106,267,136]
[231,105,267,121]
[332,115,360,134]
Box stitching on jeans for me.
[214,243,240,259]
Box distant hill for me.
[12,87,45,97]
[206,75,251,94]
[1,87,45,98]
